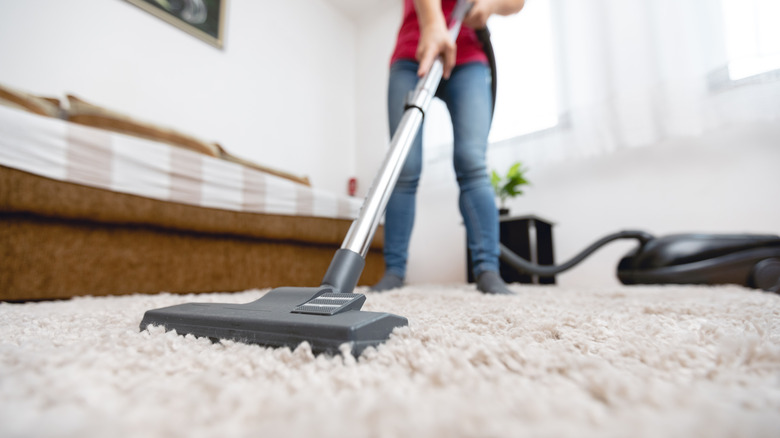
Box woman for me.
[373,0,525,294]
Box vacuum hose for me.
[499,230,655,276]
[475,28,652,279]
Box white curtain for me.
[489,0,780,169]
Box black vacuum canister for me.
[617,233,780,292]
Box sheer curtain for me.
[489,0,780,170]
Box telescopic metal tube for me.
[341,64,441,257]
[341,1,470,257]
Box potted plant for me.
[490,162,530,216]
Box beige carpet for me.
[1,284,779,438]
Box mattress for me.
[0,105,362,220]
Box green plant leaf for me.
[506,162,522,178]
[490,170,501,196]
[490,161,531,205]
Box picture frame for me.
[125,0,227,49]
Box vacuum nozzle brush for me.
[140,286,408,356]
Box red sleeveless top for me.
[390,0,488,66]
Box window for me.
[487,0,558,142]
[721,0,780,80]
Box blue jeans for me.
[384,60,500,279]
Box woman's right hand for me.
[416,18,456,79]
[414,0,457,79]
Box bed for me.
[0,85,384,301]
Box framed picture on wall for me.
[125,0,226,49]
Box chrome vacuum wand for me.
[322,0,472,293]
[342,0,470,258]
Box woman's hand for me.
[414,0,525,78]
[464,0,496,29]
[416,19,456,79]
[465,0,525,29]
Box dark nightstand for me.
[467,214,556,285]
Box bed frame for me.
[1,166,384,301]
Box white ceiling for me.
[325,0,397,21]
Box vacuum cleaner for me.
[499,232,780,293]
[139,0,476,356]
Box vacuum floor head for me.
[618,233,780,292]
[140,286,408,356]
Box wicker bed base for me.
[1,167,384,301]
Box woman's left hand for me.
[464,0,525,29]
[464,0,496,29]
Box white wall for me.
[353,2,401,198]
[0,0,356,193]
